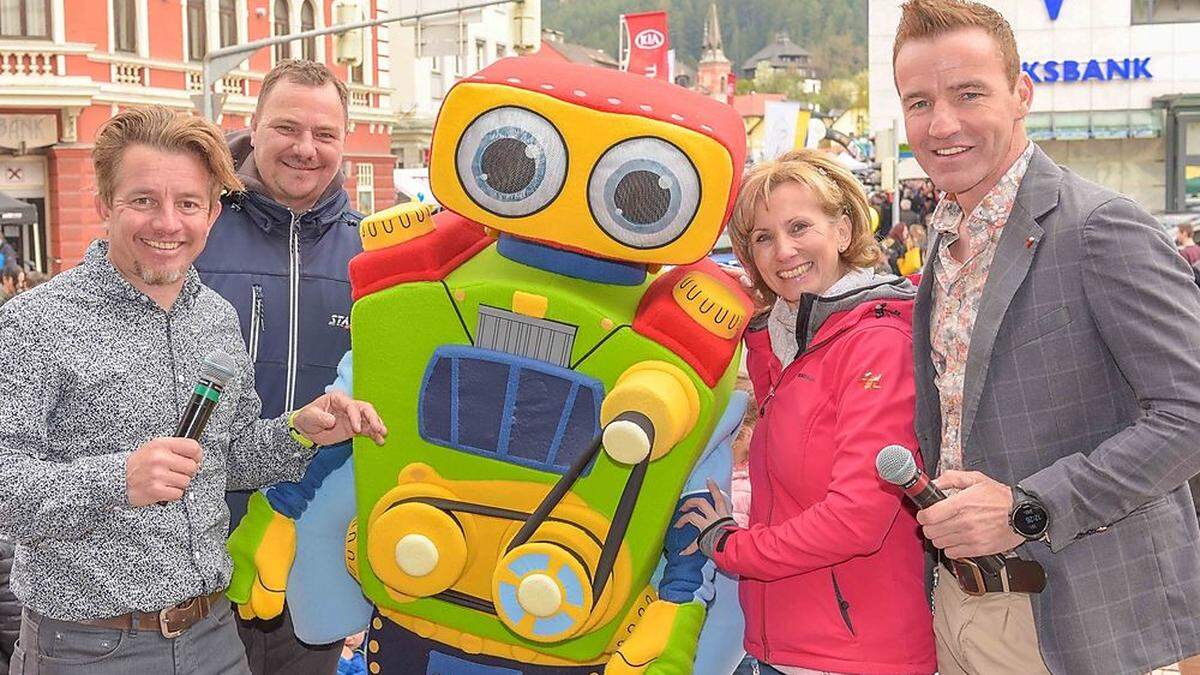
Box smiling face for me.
[747,181,851,305]
[250,79,346,213]
[894,28,1032,215]
[99,144,220,308]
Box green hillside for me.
[542,0,867,79]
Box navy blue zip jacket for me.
[195,129,362,529]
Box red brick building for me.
[0,0,396,273]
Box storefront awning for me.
[0,192,36,227]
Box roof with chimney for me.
[741,31,812,72]
[535,29,619,69]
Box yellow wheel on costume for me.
[367,502,467,597]
[492,542,594,643]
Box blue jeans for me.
[10,597,250,675]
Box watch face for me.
[1013,502,1049,538]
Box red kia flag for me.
[621,11,670,81]
[727,71,737,104]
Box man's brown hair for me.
[256,59,349,122]
[893,0,1021,87]
[92,106,243,209]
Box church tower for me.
[696,2,732,103]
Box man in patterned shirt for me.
[0,107,386,675]
[894,2,1200,674]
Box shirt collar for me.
[929,141,1035,237]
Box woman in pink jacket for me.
[678,150,935,674]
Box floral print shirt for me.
[930,142,1035,474]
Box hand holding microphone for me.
[128,351,237,508]
[875,444,1008,576]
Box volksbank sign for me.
[1021,57,1153,84]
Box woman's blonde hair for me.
[727,149,880,305]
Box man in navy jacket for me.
[195,59,362,675]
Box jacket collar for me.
[81,239,201,312]
[794,276,918,353]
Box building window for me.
[356,162,375,214]
[273,0,290,62]
[496,43,507,60]
[112,0,136,53]
[1,0,50,38]
[300,0,316,60]
[219,0,236,48]
[1132,0,1200,23]
[475,39,486,71]
[187,0,207,61]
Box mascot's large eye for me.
[587,137,700,249]
[455,107,567,218]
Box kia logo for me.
[634,29,665,50]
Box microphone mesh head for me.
[201,350,238,387]
[876,445,917,485]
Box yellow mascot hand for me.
[606,600,706,675]
[226,491,296,620]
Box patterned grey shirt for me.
[0,240,315,620]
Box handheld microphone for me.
[875,444,1006,576]
[159,351,237,505]
[176,350,238,439]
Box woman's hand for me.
[673,479,737,557]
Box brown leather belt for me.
[71,590,225,638]
[940,552,1046,595]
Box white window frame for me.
[356,162,375,214]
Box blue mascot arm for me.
[668,390,748,675]
[262,351,356,518]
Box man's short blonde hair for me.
[93,106,243,209]
[256,59,349,122]
[893,0,1021,88]
[728,149,880,306]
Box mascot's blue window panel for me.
[418,345,603,474]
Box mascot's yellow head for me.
[428,57,747,265]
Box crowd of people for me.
[2,1,1200,674]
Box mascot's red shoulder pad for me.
[349,209,492,300]
[633,258,754,387]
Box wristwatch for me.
[1010,485,1050,542]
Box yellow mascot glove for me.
[606,600,706,675]
[226,491,296,620]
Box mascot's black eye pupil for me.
[481,137,536,194]
[614,170,670,225]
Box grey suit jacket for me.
[914,145,1200,675]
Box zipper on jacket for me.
[249,284,264,364]
[831,570,855,636]
[285,213,300,411]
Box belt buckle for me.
[158,608,185,639]
[952,559,988,597]
[158,598,196,639]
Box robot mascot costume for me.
[227,57,753,674]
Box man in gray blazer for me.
[893,1,1200,674]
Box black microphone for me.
[159,351,237,505]
[876,444,1006,576]
[176,350,237,440]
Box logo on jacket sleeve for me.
[328,314,350,330]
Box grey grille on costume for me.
[875,445,917,486]
[615,171,671,224]
[482,138,537,194]
[475,306,577,367]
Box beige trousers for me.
[933,573,1052,675]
